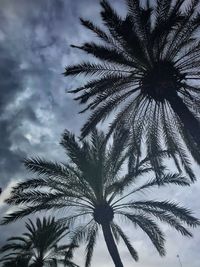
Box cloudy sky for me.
[0,0,200,266]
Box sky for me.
[0,0,200,266]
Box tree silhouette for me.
[64,0,200,177]
[2,129,199,267]
[1,256,30,267]
[0,217,78,267]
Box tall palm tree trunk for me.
[101,223,124,267]
[32,260,44,267]
[167,93,200,146]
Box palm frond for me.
[80,18,112,43]
[64,62,131,77]
[111,223,138,261]
[85,223,98,267]
[119,212,166,256]
[123,201,200,227]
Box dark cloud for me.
[0,0,79,186]
[0,0,97,252]
[0,46,34,184]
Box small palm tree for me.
[64,0,200,176]
[0,217,78,267]
[2,130,199,267]
[2,256,29,267]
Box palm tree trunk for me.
[32,260,43,267]
[101,222,124,267]
[167,93,200,146]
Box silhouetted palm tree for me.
[0,217,78,267]
[2,256,29,267]
[2,129,199,267]
[64,0,200,177]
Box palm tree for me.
[1,129,199,267]
[2,256,30,267]
[0,217,78,267]
[64,0,200,177]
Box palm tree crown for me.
[64,0,200,178]
[0,217,78,267]
[1,256,30,267]
[2,129,199,267]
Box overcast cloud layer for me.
[0,1,200,266]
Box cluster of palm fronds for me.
[65,0,200,179]
[1,1,200,267]
[1,129,199,267]
[0,217,78,267]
